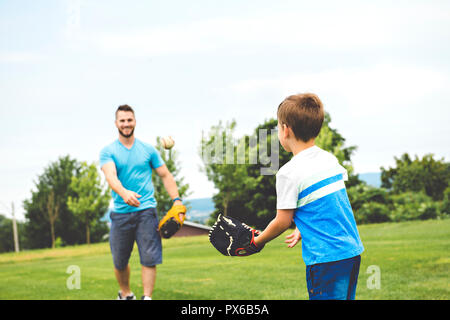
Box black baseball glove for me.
[209,214,264,256]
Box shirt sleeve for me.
[343,168,349,181]
[99,146,114,169]
[149,145,165,169]
[276,173,299,209]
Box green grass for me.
[0,219,449,300]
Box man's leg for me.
[136,208,163,299]
[142,265,157,297]
[110,212,136,298]
[115,265,132,297]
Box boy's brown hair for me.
[277,93,324,142]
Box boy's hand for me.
[285,228,302,248]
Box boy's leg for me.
[306,255,361,300]
[346,255,361,300]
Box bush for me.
[418,202,439,220]
[350,187,443,224]
[355,202,391,224]
[389,192,438,222]
[347,184,390,212]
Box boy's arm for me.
[254,209,294,247]
[101,162,142,207]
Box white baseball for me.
[161,136,175,149]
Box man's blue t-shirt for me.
[99,138,165,213]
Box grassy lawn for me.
[0,219,448,300]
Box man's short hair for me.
[277,93,324,142]
[115,104,135,119]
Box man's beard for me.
[118,127,135,138]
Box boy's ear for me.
[282,123,290,139]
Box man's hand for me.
[121,189,142,207]
[158,204,187,238]
[101,162,142,207]
[173,199,184,220]
[285,228,302,248]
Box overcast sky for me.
[1,0,449,220]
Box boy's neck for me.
[290,138,315,156]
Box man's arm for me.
[154,164,183,206]
[101,162,142,207]
[253,209,294,247]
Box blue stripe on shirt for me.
[298,173,344,200]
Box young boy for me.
[253,93,364,300]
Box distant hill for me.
[185,197,215,224]
[358,172,382,188]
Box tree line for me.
[349,153,450,224]
[1,114,449,253]
[0,138,190,253]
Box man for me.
[100,104,185,300]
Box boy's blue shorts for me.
[306,255,361,300]
[109,207,162,270]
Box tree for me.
[200,120,254,220]
[381,153,450,200]
[347,183,391,224]
[200,112,359,228]
[356,202,391,224]
[241,119,291,228]
[0,214,26,253]
[24,156,110,249]
[44,190,60,248]
[246,115,359,228]
[315,113,359,186]
[24,155,81,248]
[347,184,390,213]
[152,137,191,219]
[67,162,111,244]
[442,187,450,216]
[389,192,439,222]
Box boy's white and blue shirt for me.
[276,146,364,266]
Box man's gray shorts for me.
[109,207,162,270]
